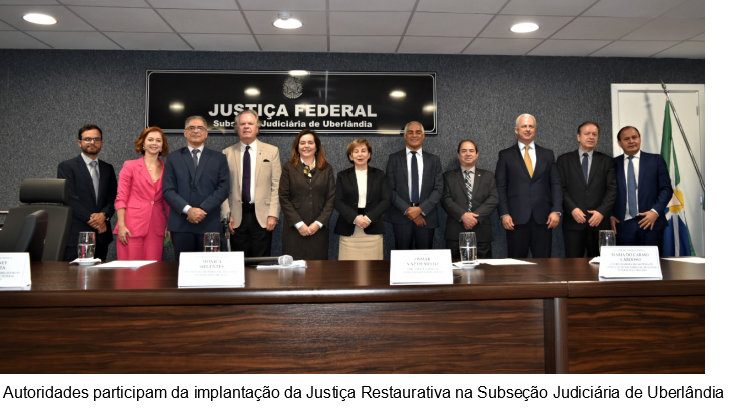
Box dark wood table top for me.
[1,258,704,308]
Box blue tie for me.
[582,152,589,185]
[410,151,419,204]
[627,155,638,217]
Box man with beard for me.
[57,124,118,261]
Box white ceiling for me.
[0,0,705,58]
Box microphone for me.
[244,255,293,266]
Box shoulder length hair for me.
[289,129,328,170]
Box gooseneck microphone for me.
[244,255,294,266]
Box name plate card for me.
[599,246,662,280]
[390,250,453,285]
[0,253,31,288]
[178,252,245,287]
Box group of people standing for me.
[56,111,672,262]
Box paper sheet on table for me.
[662,257,705,264]
[479,258,536,265]
[87,260,157,269]
[256,260,308,269]
[589,257,601,264]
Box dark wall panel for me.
[0,50,704,260]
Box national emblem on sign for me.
[283,76,303,99]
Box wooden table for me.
[0,258,704,373]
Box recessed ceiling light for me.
[288,70,309,76]
[169,102,184,112]
[390,90,406,98]
[245,88,260,96]
[510,22,539,33]
[273,12,302,30]
[23,13,57,25]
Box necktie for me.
[582,152,589,185]
[524,145,533,178]
[242,145,251,203]
[90,161,99,200]
[410,151,419,204]
[464,170,473,212]
[627,155,638,217]
[192,149,200,170]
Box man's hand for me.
[638,211,659,230]
[412,214,426,227]
[546,212,560,229]
[229,218,235,234]
[610,216,620,234]
[501,215,514,231]
[586,210,604,227]
[571,208,586,224]
[405,206,422,221]
[88,213,106,229]
[266,216,278,231]
[187,207,207,224]
[462,212,478,230]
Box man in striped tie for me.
[441,140,499,259]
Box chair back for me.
[0,209,48,261]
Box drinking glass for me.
[459,232,477,265]
[598,230,616,248]
[204,232,220,252]
[78,231,96,259]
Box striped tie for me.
[464,170,473,212]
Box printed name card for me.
[0,253,32,288]
[178,252,245,287]
[390,249,453,285]
[599,246,662,280]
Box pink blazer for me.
[113,157,169,236]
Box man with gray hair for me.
[495,113,562,258]
[221,110,281,256]
[163,115,230,259]
[385,121,443,250]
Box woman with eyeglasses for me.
[279,129,335,260]
[334,138,390,260]
[113,127,170,261]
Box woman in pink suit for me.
[114,127,170,261]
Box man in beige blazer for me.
[221,110,281,256]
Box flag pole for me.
[660,81,705,192]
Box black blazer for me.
[57,154,117,250]
[334,166,390,236]
[556,150,617,231]
[441,167,499,243]
[495,143,562,225]
[384,149,443,228]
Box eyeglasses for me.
[82,137,102,143]
[185,126,206,132]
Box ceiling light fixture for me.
[245,88,260,96]
[273,12,302,30]
[23,13,57,25]
[390,90,406,98]
[510,22,539,33]
[288,70,309,76]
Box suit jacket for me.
[441,167,499,243]
[112,157,169,237]
[279,162,335,259]
[163,146,230,233]
[334,166,390,236]
[495,143,562,225]
[613,151,673,231]
[384,149,443,229]
[57,154,117,249]
[221,140,281,229]
[556,150,617,231]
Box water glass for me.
[204,232,220,252]
[78,231,96,259]
[598,230,616,248]
[459,232,477,265]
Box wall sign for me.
[146,70,437,134]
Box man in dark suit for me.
[611,126,673,253]
[557,121,617,258]
[495,114,562,258]
[163,116,230,260]
[385,121,443,250]
[441,140,498,259]
[57,124,117,261]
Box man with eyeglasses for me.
[57,124,118,261]
[163,116,230,259]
